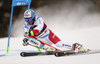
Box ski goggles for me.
[24,18,33,22]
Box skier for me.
[23,9,86,52]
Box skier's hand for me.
[24,32,29,37]
[29,25,37,36]
[29,30,34,36]
[23,38,29,46]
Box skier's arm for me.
[22,23,29,46]
[23,23,29,37]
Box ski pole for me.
[25,36,41,52]
[28,44,41,52]
[32,37,66,54]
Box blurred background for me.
[0,0,100,38]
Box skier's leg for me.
[37,29,53,46]
[38,35,56,51]
[28,37,51,50]
[48,29,87,51]
[28,29,55,51]
[28,38,42,47]
[48,29,73,49]
[55,41,73,49]
[48,29,61,44]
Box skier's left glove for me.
[28,25,38,36]
[23,38,29,46]
[29,30,34,36]
[29,29,39,36]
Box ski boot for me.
[72,43,88,52]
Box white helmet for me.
[24,9,35,22]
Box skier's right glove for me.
[24,32,29,37]
[23,38,29,46]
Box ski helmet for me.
[24,9,35,22]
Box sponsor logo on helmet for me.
[25,14,29,16]
[24,14,31,18]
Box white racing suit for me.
[23,16,73,50]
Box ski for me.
[20,49,100,57]
[20,51,55,57]
[54,49,100,57]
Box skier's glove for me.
[23,38,29,46]
[24,32,29,37]
[29,27,34,36]
[29,25,37,36]
[29,30,34,36]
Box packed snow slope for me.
[0,1,100,64]
[0,26,100,64]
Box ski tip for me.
[20,52,25,57]
[54,52,67,57]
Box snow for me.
[0,26,100,64]
[1,1,100,64]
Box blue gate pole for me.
[7,0,32,53]
[7,6,14,53]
